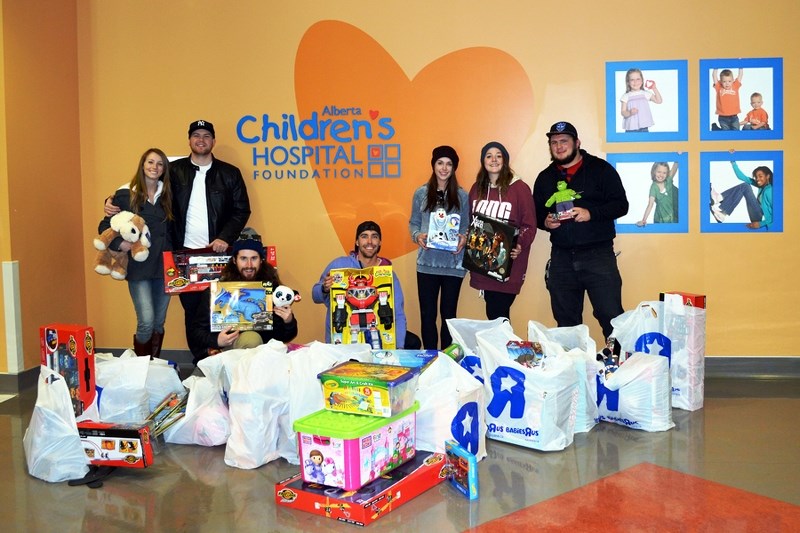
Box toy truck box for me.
[40,324,96,417]
[77,420,155,468]
[163,246,277,294]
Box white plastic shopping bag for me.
[224,342,291,469]
[528,321,602,433]
[95,351,150,423]
[476,321,579,451]
[596,352,674,432]
[446,317,509,383]
[146,358,185,412]
[611,298,706,411]
[415,352,487,460]
[197,347,250,399]
[23,366,89,482]
[164,375,230,446]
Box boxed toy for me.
[275,451,445,527]
[77,420,155,468]
[328,265,396,348]
[209,281,274,332]
[660,291,707,309]
[426,209,461,252]
[445,439,479,500]
[371,349,438,371]
[294,402,419,491]
[318,361,420,417]
[40,324,96,417]
[163,246,277,294]
[462,213,518,282]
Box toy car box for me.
[275,452,446,527]
[77,420,155,468]
[660,291,707,309]
[318,361,420,417]
[163,246,277,294]
[40,324,96,417]
[371,349,438,371]
[293,402,419,491]
[445,439,479,500]
[209,281,274,332]
[462,212,518,282]
[328,265,397,349]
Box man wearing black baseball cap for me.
[311,220,421,349]
[533,121,629,344]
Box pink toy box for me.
[293,402,419,491]
[318,361,419,418]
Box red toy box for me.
[77,420,155,468]
[275,452,447,527]
[40,324,96,417]
[163,246,277,294]
[660,291,707,309]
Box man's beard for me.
[551,146,578,166]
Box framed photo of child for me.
[609,152,689,234]
[701,150,783,233]
[700,57,783,141]
[605,60,687,143]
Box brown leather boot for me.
[133,335,153,358]
[151,331,164,359]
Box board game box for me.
[462,213,518,282]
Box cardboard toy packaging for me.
[275,452,447,527]
[318,361,420,417]
[659,291,707,309]
[77,420,155,468]
[371,349,438,371]
[328,265,397,348]
[39,324,96,417]
[163,246,277,294]
[445,439,479,500]
[425,210,461,252]
[209,281,274,332]
[294,403,419,491]
[462,212,518,282]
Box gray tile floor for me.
[1,378,798,532]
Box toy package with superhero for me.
[328,265,396,349]
[461,213,518,282]
[209,281,274,332]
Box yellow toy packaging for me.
[328,265,396,349]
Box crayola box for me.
[294,403,419,491]
[318,361,419,417]
[209,281,274,332]
[276,451,446,527]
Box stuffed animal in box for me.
[94,211,151,280]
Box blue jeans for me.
[417,272,464,350]
[545,243,623,339]
[719,182,763,222]
[719,115,740,130]
[128,278,171,342]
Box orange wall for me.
[1,0,86,372]
[2,1,798,376]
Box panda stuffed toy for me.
[273,285,301,307]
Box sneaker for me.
[710,186,724,205]
[711,205,727,222]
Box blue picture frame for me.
[609,152,689,234]
[700,151,782,233]
[699,57,783,141]
[606,60,688,143]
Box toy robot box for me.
[328,265,396,349]
[318,361,420,418]
[275,452,447,527]
[294,402,418,491]
[426,209,461,252]
[77,420,155,468]
[39,324,96,417]
[462,213,518,282]
[209,281,274,332]
[162,246,277,294]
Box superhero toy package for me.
[40,324,96,417]
[163,246,277,294]
[209,281,274,332]
[426,209,461,252]
[329,265,396,349]
[462,213,518,282]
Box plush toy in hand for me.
[272,285,301,307]
[93,211,151,280]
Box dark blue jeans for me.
[719,182,762,222]
[545,243,623,339]
[417,272,464,350]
